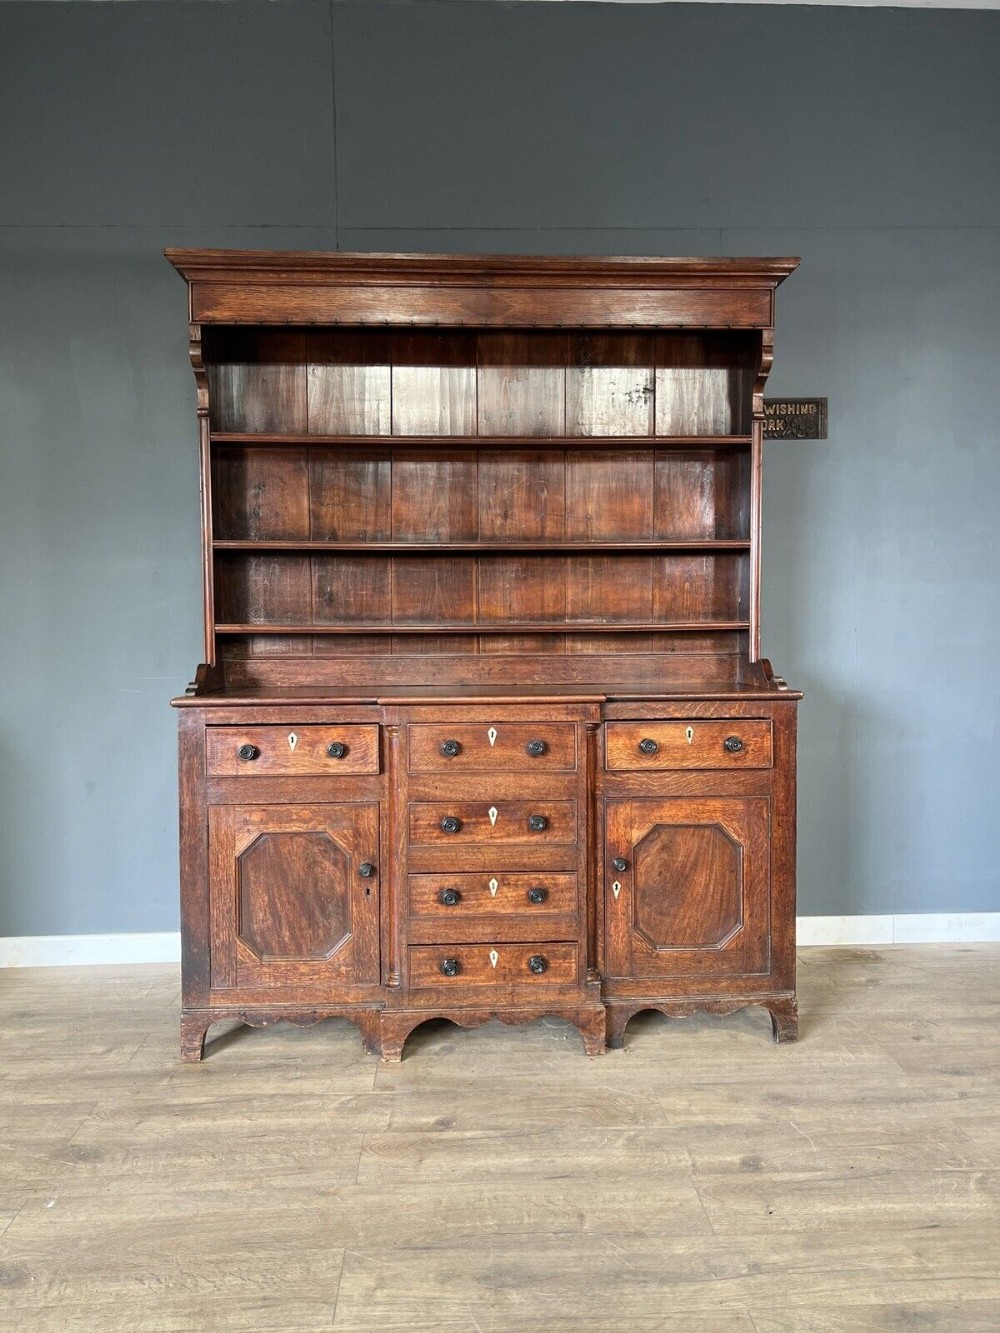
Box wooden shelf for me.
[215,622,751,636]
[213,539,752,554]
[210,432,753,450]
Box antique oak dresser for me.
[167,250,801,1061]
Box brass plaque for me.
[763,398,827,439]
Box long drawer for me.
[605,720,772,771]
[408,872,578,943]
[409,872,577,920]
[206,724,379,776]
[408,942,578,990]
[408,800,577,847]
[409,723,577,773]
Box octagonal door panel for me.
[605,798,770,983]
[208,803,379,992]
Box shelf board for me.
[210,432,752,451]
[212,539,751,554]
[215,621,751,636]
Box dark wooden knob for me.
[526,739,546,757]
[237,743,258,761]
[326,741,347,759]
[440,816,462,834]
[528,955,547,975]
[440,739,461,757]
[638,738,658,755]
[439,888,461,906]
[528,814,548,832]
[724,736,744,753]
[612,857,628,873]
[440,958,460,977]
[527,887,547,904]
[358,862,375,879]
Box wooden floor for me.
[1,947,998,1331]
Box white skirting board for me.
[0,916,999,967]
[0,933,183,968]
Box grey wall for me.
[1,1,998,936]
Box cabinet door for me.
[208,803,379,992]
[605,798,770,982]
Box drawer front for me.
[409,942,578,990]
[408,801,577,847]
[409,723,577,773]
[206,725,379,777]
[408,872,578,923]
[605,720,772,771]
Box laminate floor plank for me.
[0,1299,340,1332]
[378,1086,670,1132]
[2,1173,714,1262]
[694,1166,1000,1235]
[355,1125,692,1183]
[336,1318,759,1333]
[749,1301,1000,1332]
[330,1228,1000,1327]
[682,1123,995,1178]
[0,947,998,1332]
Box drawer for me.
[206,725,379,777]
[409,723,576,773]
[408,801,577,847]
[605,720,772,771]
[408,872,578,923]
[409,942,578,990]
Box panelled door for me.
[208,803,379,992]
[605,797,771,982]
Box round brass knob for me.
[440,739,461,757]
[440,958,460,977]
[440,816,462,834]
[526,739,546,757]
[528,814,548,832]
[638,738,658,755]
[527,887,547,904]
[327,741,347,759]
[237,743,258,762]
[724,736,744,754]
[439,888,461,906]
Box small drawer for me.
[409,723,577,773]
[605,720,772,771]
[206,724,379,776]
[409,942,578,990]
[408,801,577,846]
[409,873,578,922]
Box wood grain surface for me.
[1,946,998,1330]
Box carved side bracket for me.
[185,662,225,697]
[758,658,790,693]
[752,328,775,419]
[188,323,209,420]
